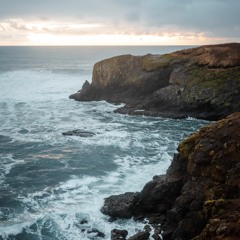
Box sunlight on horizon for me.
[26,33,197,46]
[0,18,228,46]
[3,32,226,46]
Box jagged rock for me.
[87,228,105,238]
[70,43,240,121]
[102,112,240,240]
[101,192,140,218]
[81,80,91,91]
[70,80,92,100]
[127,231,150,240]
[62,129,95,137]
[134,175,184,215]
[111,229,128,240]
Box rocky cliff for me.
[101,112,240,240]
[70,43,240,120]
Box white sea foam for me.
[0,154,25,184]
[0,62,205,239]
[0,70,88,101]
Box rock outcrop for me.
[62,129,95,137]
[101,112,240,240]
[70,43,240,120]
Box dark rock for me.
[101,192,140,218]
[171,212,206,240]
[147,214,166,224]
[102,112,240,240]
[18,128,29,134]
[80,219,88,224]
[108,216,117,222]
[143,225,151,233]
[82,80,91,91]
[70,80,91,99]
[134,175,184,215]
[152,230,162,240]
[127,231,150,240]
[111,229,128,240]
[87,228,105,238]
[70,43,240,121]
[74,223,90,231]
[62,129,95,137]
[74,213,91,231]
[149,224,162,240]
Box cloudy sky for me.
[0,0,239,45]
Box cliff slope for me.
[70,43,240,120]
[101,112,240,240]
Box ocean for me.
[0,46,207,240]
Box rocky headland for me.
[70,43,240,121]
[69,43,240,239]
[102,112,240,240]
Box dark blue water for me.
[0,46,206,240]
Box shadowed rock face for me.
[70,43,240,121]
[101,112,240,240]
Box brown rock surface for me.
[171,43,240,68]
[101,112,240,240]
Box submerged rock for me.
[62,129,95,137]
[87,228,105,238]
[70,43,240,121]
[102,112,240,239]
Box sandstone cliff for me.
[70,43,240,120]
[101,112,240,240]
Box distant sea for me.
[0,46,207,240]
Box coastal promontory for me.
[69,43,240,239]
[70,43,240,120]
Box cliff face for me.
[70,43,240,120]
[70,54,172,104]
[101,112,240,240]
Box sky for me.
[0,0,239,46]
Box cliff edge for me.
[70,43,240,120]
[101,112,240,240]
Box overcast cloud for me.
[0,0,239,45]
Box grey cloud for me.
[125,11,140,22]
[0,0,239,39]
[140,0,240,37]
[39,17,50,21]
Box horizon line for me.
[0,42,237,47]
[0,44,200,47]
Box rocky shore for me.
[102,112,240,240]
[69,43,240,239]
[70,43,240,121]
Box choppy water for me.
[0,46,206,240]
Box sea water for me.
[0,46,207,240]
